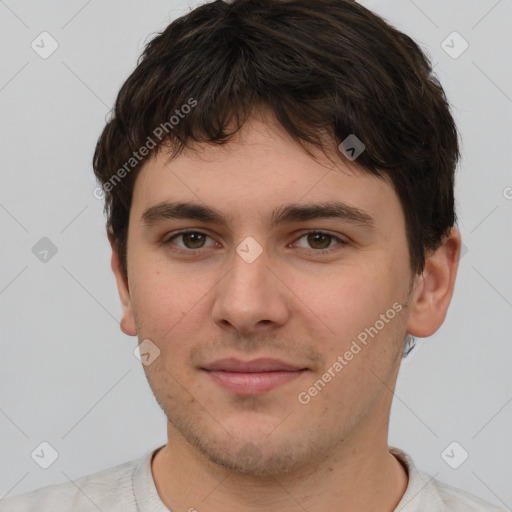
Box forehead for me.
[130,114,399,229]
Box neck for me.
[152,424,408,512]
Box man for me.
[1,0,504,510]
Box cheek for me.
[129,260,219,359]
[290,259,404,360]
[130,264,186,336]
[294,262,387,328]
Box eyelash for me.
[162,229,348,256]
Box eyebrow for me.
[141,200,375,229]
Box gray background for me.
[1,0,511,508]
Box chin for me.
[182,422,318,477]
[201,442,305,477]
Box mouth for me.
[200,358,309,395]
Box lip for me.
[202,357,306,372]
[201,358,309,395]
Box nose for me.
[211,241,290,337]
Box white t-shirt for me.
[0,445,505,511]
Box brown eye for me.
[306,233,332,250]
[293,231,347,254]
[181,232,207,249]
[164,231,216,253]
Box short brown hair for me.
[93,0,459,279]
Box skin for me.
[109,110,461,511]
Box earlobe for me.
[406,227,461,338]
[108,229,137,337]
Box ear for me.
[406,227,461,338]
[108,228,137,337]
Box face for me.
[112,112,445,476]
